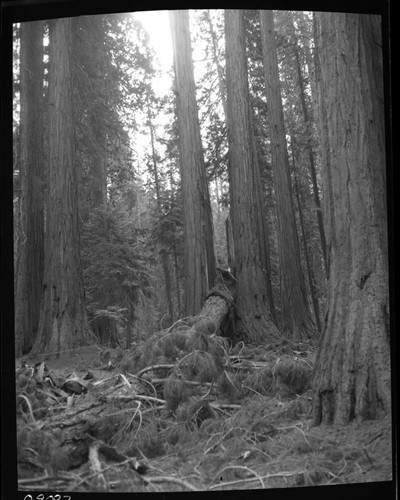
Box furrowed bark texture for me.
[15,21,44,356]
[31,18,91,355]
[169,10,217,316]
[312,13,390,424]
[260,10,317,340]
[14,21,45,356]
[289,12,328,276]
[225,10,280,344]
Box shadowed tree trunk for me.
[290,136,322,333]
[225,9,280,344]
[288,12,328,277]
[147,102,174,325]
[260,10,317,340]
[169,10,217,316]
[312,13,390,424]
[14,21,45,356]
[31,18,91,356]
[86,17,108,209]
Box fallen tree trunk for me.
[186,269,237,341]
[17,272,238,478]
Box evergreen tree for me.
[31,18,91,355]
[260,10,317,340]
[169,9,217,316]
[312,13,390,424]
[81,203,152,346]
[14,21,45,355]
[225,9,279,343]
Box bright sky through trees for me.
[132,10,174,96]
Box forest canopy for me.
[4,5,393,494]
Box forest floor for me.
[15,330,393,493]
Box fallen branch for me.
[207,470,307,490]
[209,465,265,489]
[88,438,107,488]
[136,364,175,378]
[145,475,199,491]
[111,394,166,405]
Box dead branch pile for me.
[15,328,321,492]
[16,302,391,493]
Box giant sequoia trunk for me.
[14,21,45,356]
[312,13,390,424]
[31,18,91,355]
[225,10,279,344]
[260,10,317,341]
[169,10,217,317]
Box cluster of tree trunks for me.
[225,10,280,344]
[12,10,391,428]
[169,10,217,317]
[259,10,317,341]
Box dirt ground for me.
[16,342,393,494]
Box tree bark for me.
[87,17,108,208]
[147,104,174,325]
[31,18,92,356]
[15,21,45,356]
[169,10,217,316]
[289,12,328,277]
[312,13,390,424]
[260,10,317,340]
[225,10,280,344]
[290,137,322,333]
[205,9,227,119]
[167,168,183,316]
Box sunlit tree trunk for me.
[225,9,280,344]
[14,21,45,356]
[31,18,91,356]
[260,10,317,340]
[169,10,217,316]
[312,13,390,424]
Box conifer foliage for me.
[11,9,390,441]
[81,203,152,346]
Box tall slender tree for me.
[287,12,328,276]
[146,98,174,324]
[31,18,91,355]
[225,9,279,343]
[169,10,217,316]
[290,136,322,333]
[204,9,227,119]
[312,13,390,424]
[14,21,45,356]
[260,10,317,340]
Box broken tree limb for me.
[188,272,237,341]
[32,389,161,471]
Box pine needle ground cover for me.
[15,326,392,492]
